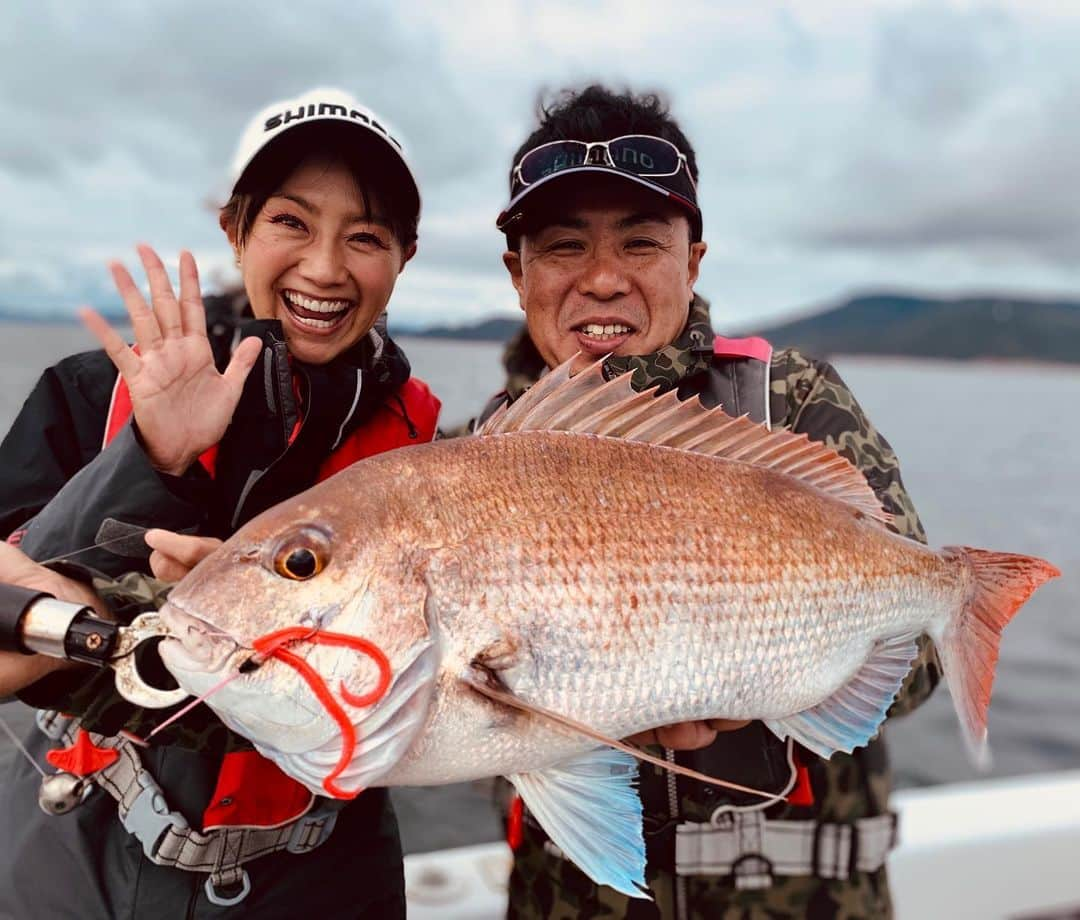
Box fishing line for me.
[141,669,246,742]
[0,712,46,777]
[36,529,153,567]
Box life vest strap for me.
[673,809,899,887]
[713,334,773,364]
[36,711,343,906]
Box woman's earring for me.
[234,249,242,267]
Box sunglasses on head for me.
[511,135,696,190]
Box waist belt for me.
[675,810,899,889]
[37,711,340,907]
[529,807,897,891]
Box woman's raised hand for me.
[81,245,262,475]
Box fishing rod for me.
[0,581,187,709]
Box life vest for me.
[685,334,816,812]
[507,333,813,857]
[102,371,440,830]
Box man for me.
[482,84,940,919]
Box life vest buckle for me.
[204,869,251,907]
[121,768,191,860]
[286,800,341,854]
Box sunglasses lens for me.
[518,142,590,184]
[607,136,682,176]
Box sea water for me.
[0,324,1076,851]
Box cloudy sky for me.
[3,0,1079,331]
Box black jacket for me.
[2,299,413,573]
[0,299,417,918]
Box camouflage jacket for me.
[487,297,942,920]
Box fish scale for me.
[159,357,1058,898]
[357,432,948,785]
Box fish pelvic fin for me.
[936,547,1060,769]
[475,356,891,525]
[508,749,649,899]
[461,668,778,802]
[764,633,920,759]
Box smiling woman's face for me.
[229,155,414,365]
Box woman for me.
[0,88,439,918]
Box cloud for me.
[4,0,1080,331]
[872,4,1016,126]
[788,5,1080,268]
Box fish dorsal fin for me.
[476,357,891,525]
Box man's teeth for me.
[580,323,632,339]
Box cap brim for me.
[496,165,698,231]
[232,116,419,202]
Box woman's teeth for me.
[580,323,632,340]
[293,315,337,329]
[282,291,353,329]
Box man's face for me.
[503,178,706,372]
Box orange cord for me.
[252,627,392,799]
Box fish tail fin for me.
[937,547,1059,769]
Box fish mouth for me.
[158,601,343,754]
[157,596,442,797]
[158,598,248,675]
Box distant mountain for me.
[410,294,1080,364]
[409,316,523,342]
[11,290,1075,365]
[749,293,1080,364]
[0,304,126,325]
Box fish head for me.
[158,483,439,798]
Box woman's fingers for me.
[704,719,751,732]
[653,722,717,750]
[111,247,211,350]
[79,306,140,379]
[625,719,747,751]
[109,260,163,353]
[146,531,223,582]
[222,336,262,393]
[148,550,190,583]
[0,541,106,617]
[137,244,184,339]
[177,250,208,338]
[145,530,222,570]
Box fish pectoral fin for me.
[461,669,779,801]
[472,636,521,672]
[763,633,920,759]
[508,749,649,899]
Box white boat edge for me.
[404,770,1080,920]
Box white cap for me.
[228,87,420,212]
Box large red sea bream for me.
[158,359,1058,897]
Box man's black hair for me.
[506,85,698,248]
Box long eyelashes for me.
[269,213,306,231]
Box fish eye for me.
[271,528,330,581]
[277,547,319,580]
